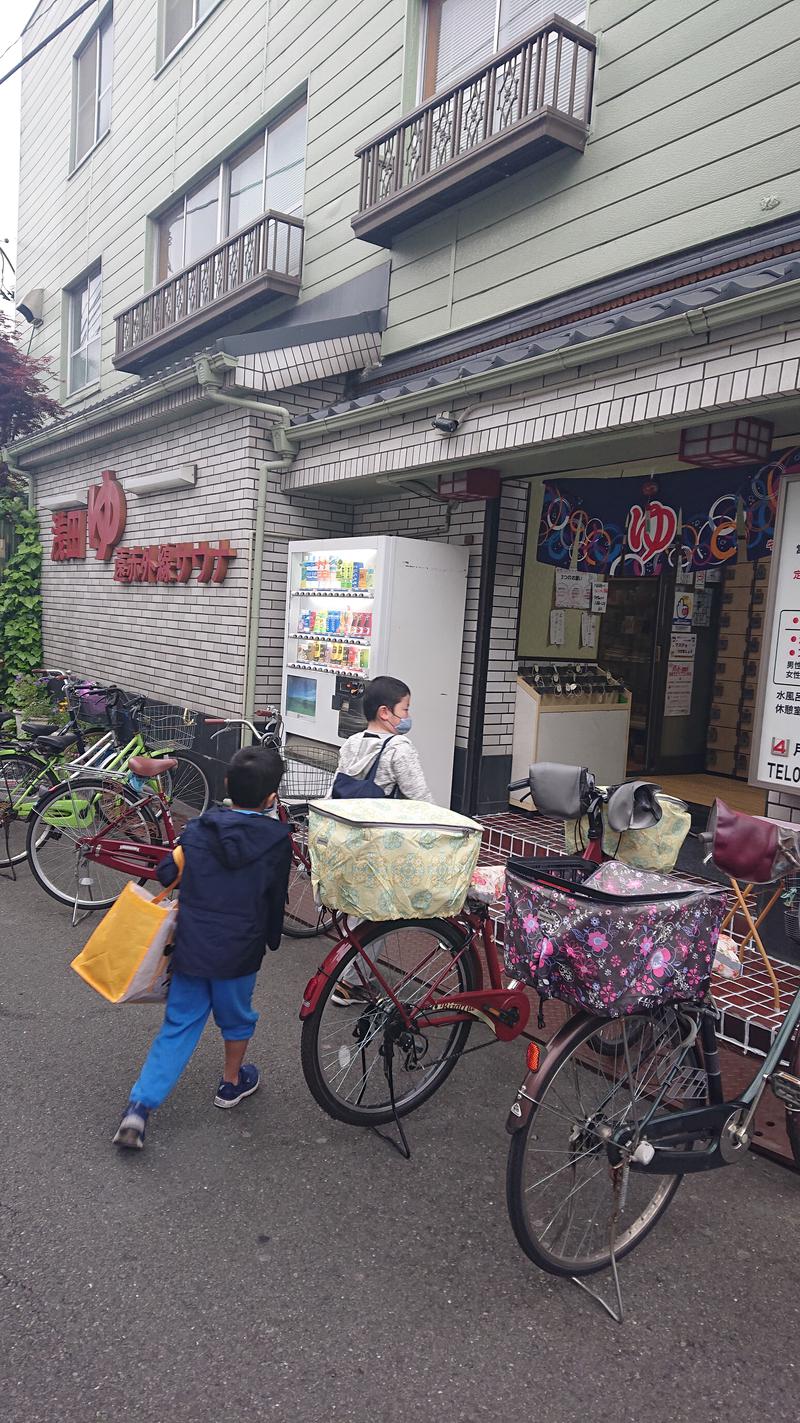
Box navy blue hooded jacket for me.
[155,806,292,980]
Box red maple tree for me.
[0,315,61,454]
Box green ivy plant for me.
[0,490,43,702]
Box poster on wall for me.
[554,569,592,609]
[664,660,694,717]
[670,632,697,661]
[672,590,695,627]
[753,472,800,789]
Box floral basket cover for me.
[308,799,483,921]
[564,795,691,873]
[504,857,727,1018]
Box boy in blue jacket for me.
[113,746,292,1150]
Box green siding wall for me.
[382,0,800,354]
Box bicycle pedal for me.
[770,1071,800,1111]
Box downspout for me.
[461,495,501,817]
[193,357,297,731]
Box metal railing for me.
[357,16,596,216]
[115,211,304,362]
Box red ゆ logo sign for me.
[88,469,127,561]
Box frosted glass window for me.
[68,269,102,393]
[265,105,306,217]
[424,0,586,98]
[163,0,219,62]
[228,137,265,235]
[73,13,113,166]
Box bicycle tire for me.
[160,752,211,828]
[506,1007,706,1277]
[301,917,477,1127]
[784,1031,800,1170]
[0,751,57,867]
[282,805,334,938]
[26,774,163,911]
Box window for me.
[162,0,218,63]
[67,269,102,393]
[73,11,113,167]
[422,0,586,97]
[156,104,306,282]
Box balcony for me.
[114,212,304,373]
[352,16,596,248]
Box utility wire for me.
[0,0,98,88]
[0,0,66,69]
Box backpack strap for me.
[363,735,396,784]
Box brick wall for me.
[283,308,800,492]
[34,405,256,717]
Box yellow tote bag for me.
[71,847,184,1005]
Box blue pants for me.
[130,971,259,1110]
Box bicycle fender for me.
[299,939,354,1019]
[505,1010,590,1134]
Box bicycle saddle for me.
[22,721,59,736]
[33,729,78,752]
[129,754,178,777]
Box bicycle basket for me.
[504,857,727,1018]
[76,684,112,727]
[139,704,198,751]
[281,742,339,802]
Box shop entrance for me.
[597,572,721,776]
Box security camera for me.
[431,412,460,434]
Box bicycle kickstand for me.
[569,1166,626,1324]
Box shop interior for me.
[513,429,787,816]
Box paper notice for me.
[554,569,592,609]
[549,608,565,646]
[664,659,694,716]
[580,612,597,648]
[669,632,697,661]
[591,581,608,613]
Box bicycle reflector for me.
[526,1042,541,1072]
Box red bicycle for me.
[298,765,663,1132]
[204,710,337,938]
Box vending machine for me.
[281,536,469,807]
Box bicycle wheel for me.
[26,775,163,911]
[283,805,334,938]
[301,918,477,1126]
[0,752,57,868]
[506,1007,707,1277]
[784,1032,800,1170]
[160,753,210,830]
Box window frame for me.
[153,101,307,286]
[66,267,102,396]
[70,7,113,172]
[158,0,225,71]
[419,0,588,100]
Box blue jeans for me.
[130,971,259,1109]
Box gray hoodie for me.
[334,731,433,802]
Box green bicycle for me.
[0,675,209,872]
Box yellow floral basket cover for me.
[308,799,483,921]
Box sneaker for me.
[113,1101,149,1150]
[214,1064,260,1109]
[329,980,372,1008]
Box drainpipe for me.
[194,356,297,732]
[2,452,33,509]
[193,355,298,456]
[240,456,289,735]
[461,494,501,816]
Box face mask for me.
[393,716,412,735]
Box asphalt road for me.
[1,866,799,1423]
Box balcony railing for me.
[114,211,304,372]
[353,15,596,247]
